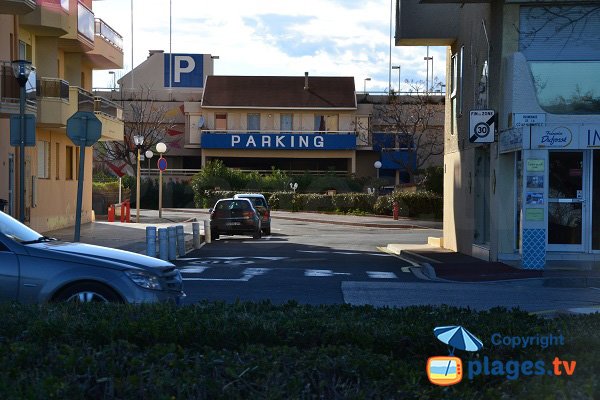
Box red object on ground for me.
[120,202,125,223]
[108,205,114,222]
[393,202,399,220]
[125,200,131,223]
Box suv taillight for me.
[242,211,255,219]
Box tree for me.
[366,80,444,184]
[94,86,176,175]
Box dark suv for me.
[233,193,271,235]
[210,198,262,240]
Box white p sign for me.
[174,56,195,83]
[164,53,204,88]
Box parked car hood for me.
[24,241,174,272]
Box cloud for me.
[92,0,447,92]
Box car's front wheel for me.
[53,282,123,303]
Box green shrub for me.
[296,193,334,211]
[392,190,442,219]
[332,193,377,213]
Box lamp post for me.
[145,150,154,177]
[424,48,433,95]
[108,71,116,90]
[392,65,401,93]
[363,77,371,94]
[374,160,382,179]
[133,134,144,223]
[12,60,33,222]
[156,142,167,218]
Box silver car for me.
[0,211,184,304]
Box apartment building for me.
[396,1,600,267]
[0,0,124,232]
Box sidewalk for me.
[386,243,600,286]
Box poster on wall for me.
[525,208,545,221]
[526,175,544,188]
[526,192,544,205]
[526,159,545,172]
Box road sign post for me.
[66,111,102,241]
[469,110,496,143]
[156,145,167,218]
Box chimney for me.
[148,49,164,59]
[304,72,309,90]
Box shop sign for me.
[585,126,600,148]
[532,125,575,148]
[514,113,545,127]
[200,133,356,150]
[499,128,523,153]
[526,159,545,172]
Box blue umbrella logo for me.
[434,325,483,355]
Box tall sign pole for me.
[156,142,167,218]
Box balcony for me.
[20,0,69,36]
[57,1,94,52]
[0,61,37,117]
[0,0,36,14]
[36,77,70,127]
[94,95,124,141]
[85,18,124,69]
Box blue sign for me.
[157,157,168,172]
[201,133,356,150]
[380,150,416,170]
[10,114,36,147]
[66,111,102,147]
[164,53,204,88]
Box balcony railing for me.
[36,77,69,100]
[77,87,94,112]
[94,96,122,119]
[201,130,356,135]
[94,18,123,50]
[77,1,94,42]
[0,61,37,106]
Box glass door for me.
[547,151,586,252]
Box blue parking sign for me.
[164,53,204,88]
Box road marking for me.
[401,267,412,273]
[297,250,328,254]
[366,271,398,279]
[304,269,352,277]
[180,267,210,274]
[190,260,255,265]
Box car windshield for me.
[245,197,266,207]
[0,211,45,243]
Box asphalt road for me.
[175,217,436,305]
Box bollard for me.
[146,226,157,257]
[108,205,115,222]
[204,220,211,244]
[393,201,399,221]
[125,200,131,223]
[168,226,177,261]
[158,228,168,261]
[120,202,125,223]
[176,225,185,257]
[192,222,201,249]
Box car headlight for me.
[125,270,163,290]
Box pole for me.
[169,0,172,88]
[74,144,86,241]
[389,0,392,93]
[425,46,429,96]
[18,84,25,222]
[131,0,134,90]
[158,168,163,218]
[136,147,141,223]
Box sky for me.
[91,0,446,93]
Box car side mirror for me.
[208,208,213,213]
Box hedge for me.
[0,302,598,399]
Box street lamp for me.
[145,150,154,177]
[392,65,401,93]
[363,77,371,94]
[374,160,382,179]
[12,59,33,222]
[424,49,433,95]
[156,142,167,218]
[108,71,116,90]
[133,134,144,223]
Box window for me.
[314,114,339,132]
[247,113,260,132]
[450,53,458,135]
[280,114,293,132]
[75,148,80,180]
[459,46,464,116]
[37,141,50,179]
[55,143,60,179]
[215,114,227,130]
[65,146,73,180]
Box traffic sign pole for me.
[74,144,86,242]
[157,156,167,218]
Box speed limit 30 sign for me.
[469,110,496,143]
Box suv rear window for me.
[216,200,251,211]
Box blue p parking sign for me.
[164,53,204,88]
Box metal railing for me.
[140,168,349,177]
[0,61,37,106]
[36,77,69,100]
[94,96,122,119]
[94,18,123,50]
[77,87,95,112]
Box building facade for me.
[1,0,124,232]
[396,0,600,267]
